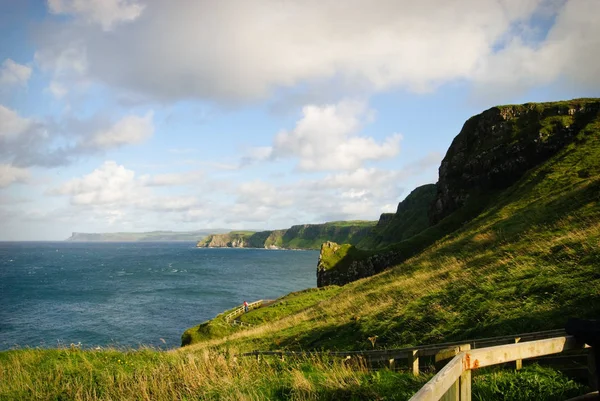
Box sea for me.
[0,242,319,351]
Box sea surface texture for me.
[0,242,318,350]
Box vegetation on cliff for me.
[357,184,437,249]
[197,221,376,250]
[318,98,600,287]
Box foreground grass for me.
[0,347,587,401]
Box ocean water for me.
[0,242,319,350]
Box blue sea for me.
[0,242,319,350]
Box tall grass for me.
[0,347,587,400]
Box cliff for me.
[197,221,376,250]
[430,99,600,224]
[318,98,600,287]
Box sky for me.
[0,0,599,241]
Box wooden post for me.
[459,345,471,401]
[389,358,395,370]
[515,337,522,370]
[410,350,419,376]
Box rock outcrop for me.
[319,98,600,287]
[430,99,600,224]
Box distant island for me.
[197,221,377,250]
[65,229,231,242]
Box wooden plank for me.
[441,380,458,401]
[464,336,582,370]
[410,354,463,400]
[410,336,584,401]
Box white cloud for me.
[53,160,143,205]
[0,164,29,188]
[84,111,154,149]
[269,100,401,171]
[473,0,600,97]
[0,106,154,167]
[35,42,89,99]
[33,0,600,103]
[50,161,205,218]
[0,105,31,138]
[47,0,145,31]
[142,170,204,186]
[0,59,32,87]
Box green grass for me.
[181,286,342,347]
[0,348,587,401]
[239,287,343,326]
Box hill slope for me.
[183,98,600,352]
[318,98,600,286]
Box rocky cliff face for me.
[197,221,376,250]
[319,98,600,287]
[198,233,251,248]
[317,241,402,287]
[430,99,600,224]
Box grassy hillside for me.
[184,103,600,352]
[357,184,437,249]
[197,220,376,250]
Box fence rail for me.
[224,300,264,322]
[241,328,568,374]
[409,335,592,401]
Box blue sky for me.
[0,0,598,240]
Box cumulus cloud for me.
[32,0,600,103]
[0,105,154,167]
[47,0,145,31]
[0,59,32,87]
[0,164,29,188]
[83,111,154,149]
[51,161,206,210]
[53,160,143,204]
[259,100,401,171]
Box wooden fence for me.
[409,335,593,401]
[224,300,264,322]
[241,329,597,398]
[241,328,568,375]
